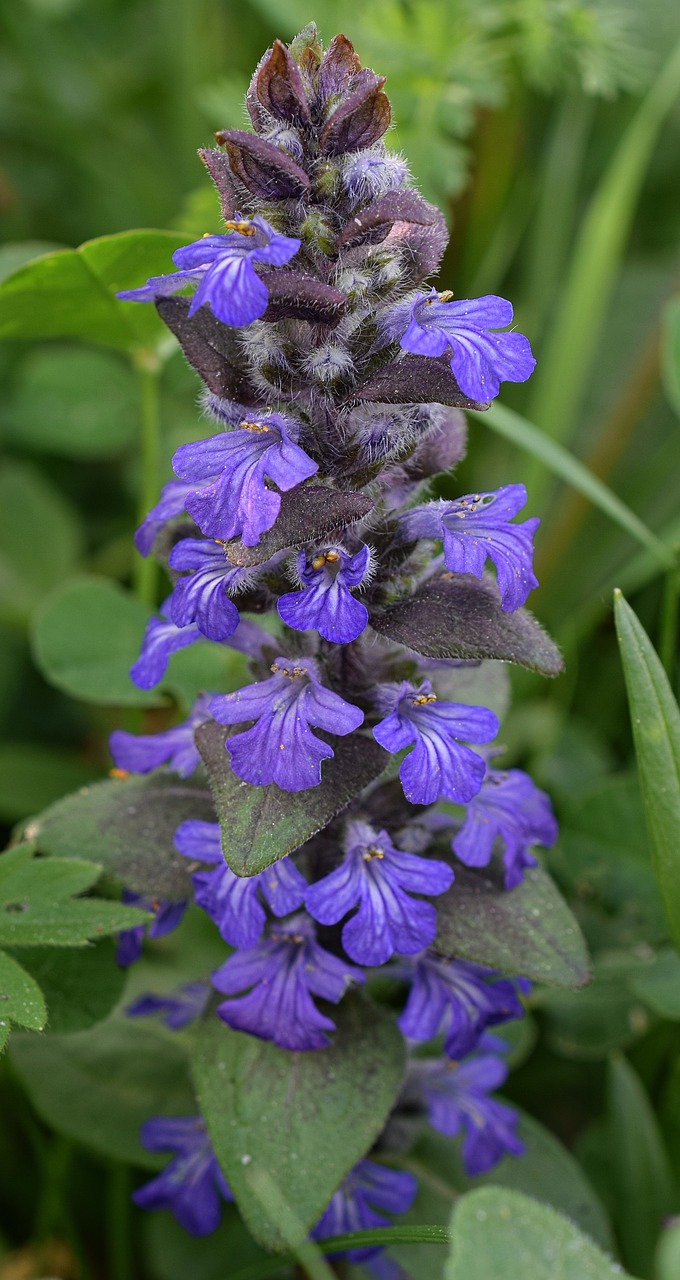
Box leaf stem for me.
[132,350,161,607]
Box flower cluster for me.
[112,25,562,1265]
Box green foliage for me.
[191,994,405,1250]
[0,949,47,1039]
[0,461,83,624]
[15,941,126,1034]
[0,743,99,824]
[614,591,680,951]
[445,1187,632,1279]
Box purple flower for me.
[210,657,364,792]
[175,819,306,948]
[130,600,205,691]
[126,981,211,1030]
[116,891,187,967]
[312,1159,417,1262]
[212,914,364,1051]
[118,215,300,328]
[372,680,498,806]
[132,1116,232,1236]
[168,538,252,641]
[452,768,558,890]
[397,954,528,1058]
[109,693,213,778]
[277,543,371,642]
[407,1053,524,1175]
[396,288,536,403]
[172,412,318,544]
[399,486,539,612]
[305,820,453,966]
[134,480,201,557]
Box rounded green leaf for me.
[0,949,47,1032]
[15,940,126,1034]
[0,461,83,620]
[3,346,137,458]
[0,742,99,823]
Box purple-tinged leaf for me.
[321,70,391,154]
[216,130,310,200]
[356,354,488,408]
[369,574,563,677]
[224,484,373,567]
[259,270,348,325]
[400,207,450,283]
[436,862,590,988]
[155,297,257,400]
[196,719,390,876]
[255,39,311,127]
[338,190,438,250]
[198,149,238,220]
[317,33,361,103]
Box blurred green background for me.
[1,0,680,1277]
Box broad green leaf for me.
[628,949,680,1018]
[661,296,680,418]
[15,940,126,1033]
[656,1220,680,1280]
[614,590,680,950]
[0,949,46,1032]
[0,230,186,353]
[191,993,406,1250]
[0,461,82,621]
[0,1019,9,1055]
[31,576,161,707]
[0,241,64,285]
[2,346,137,458]
[9,1019,193,1167]
[445,1187,631,1279]
[197,719,390,876]
[0,743,99,823]
[435,863,590,988]
[539,952,651,1060]
[29,774,214,901]
[0,844,149,947]
[143,1206,273,1280]
[472,403,675,572]
[604,1055,676,1277]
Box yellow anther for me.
[109,767,130,780]
[362,846,385,861]
[412,693,437,706]
[438,289,454,302]
[240,419,270,433]
[311,553,327,570]
[224,219,256,236]
[325,550,340,563]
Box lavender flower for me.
[134,479,200,557]
[130,601,205,691]
[116,891,187,967]
[212,914,363,1051]
[394,288,536,403]
[175,819,306,947]
[399,486,539,612]
[397,954,528,1058]
[452,768,558,889]
[126,981,211,1029]
[210,657,364,791]
[305,820,453,965]
[407,1053,524,1174]
[311,1158,417,1261]
[133,1117,232,1235]
[172,412,318,544]
[118,216,300,327]
[168,538,252,641]
[277,543,371,642]
[372,680,498,805]
[109,693,212,778]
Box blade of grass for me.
[526,35,680,493]
[470,402,675,571]
[228,1225,451,1280]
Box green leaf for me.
[604,1055,676,1277]
[656,1220,680,1280]
[614,590,680,950]
[191,992,406,1250]
[2,346,137,458]
[28,774,214,901]
[0,230,187,353]
[473,403,675,572]
[0,948,47,1032]
[445,1187,631,1279]
[143,1206,274,1280]
[0,461,83,621]
[628,948,680,1018]
[0,844,149,947]
[435,863,590,988]
[14,940,126,1033]
[197,719,390,876]
[0,241,64,285]
[31,576,161,707]
[9,1018,194,1167]
[539,952,651,1060]
[0,743,99,824]
[661,296,680,419]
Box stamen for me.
[224,219,256,237]
[362,845,385,861]
[240,419,270,433]
[109,767,130,780]
[412,693,437,706]
[438,289,454,302]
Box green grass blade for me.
[228,1225,450,1280]
[614,590,680,951]
[471,403,675,570]
[527,35,680,462]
